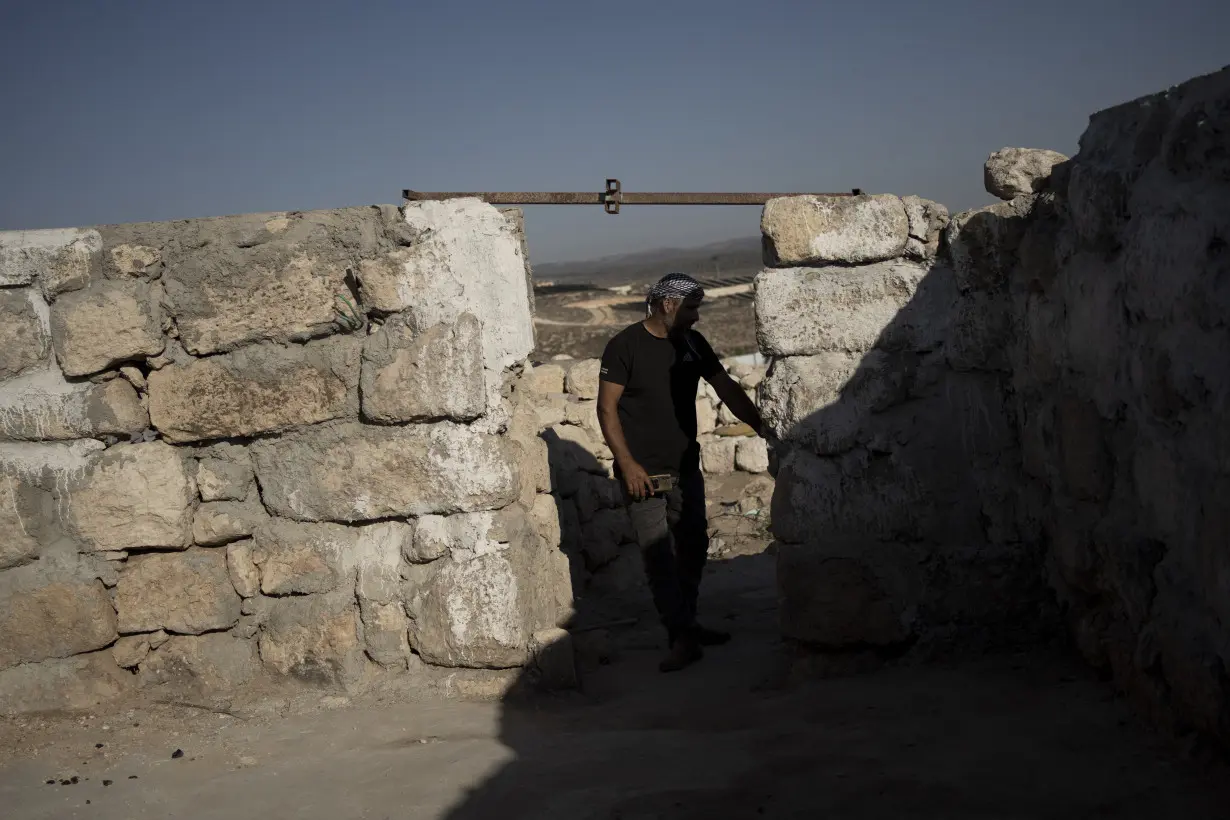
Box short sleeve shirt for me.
[599,322,722,475]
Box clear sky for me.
[1,0,1226,265]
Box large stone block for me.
[984,147,1069,200]
[0,228,102,297]
[147,336,360,443]
[0,366,147,441]
[252,421,519,522]
[357,199,534,407]
[735,437,770,473]
[67,442,194,551]
[0,651,130,716]
[139,633,259,691]
[405,550,527,668]
[0,288,49,380]
[565,359,601,400]
[777,539,919,647]
[360,313,485,423]
[760,351,911,455]
[944,196,1035,292]
[754,261,930,356]
[259,588,366,687]
[49,279,164,376]
[160,211,380,355]
[115,550,242,635]
[0,562,117,670]
[761,194,909,266]
[700,437,737,474]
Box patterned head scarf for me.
[645,272,704,317]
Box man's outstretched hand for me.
[619,459,654,500]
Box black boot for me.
[659,634,703,673]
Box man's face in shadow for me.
[664,295,703,335]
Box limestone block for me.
[700,437,737,474]
[696,398,717,435]
[529,628,578,689]
[258,588,367,687]
[140,632,258,690]
[359,598,411,668]
[0,366,148,441]
[225,540,261,598]
[946,291,1013,372]
[360,313,485,423]
[901,196,950,261]
[527,363,565,394]
[984,147,1069,200]
[115,550,242,635]
[194,447,254,502]
[163,238,353,356]
[565,359,601,399]
[0,288,49,380]
[412,512,500,564]
[49,280,164,376]
[251,519,346,595]
[252,421,519,522]
[944,196,1035,292]
[777,539,919,646]
[759,351,912,454]
[112,634,152,668]
[0,473,41,570]
[739,365,767,390]
[65,442,193,551]
[192,496,267,546]
[358,199,535,408]
[575,472,624,523]
[0,651,130,716]
[736,437,770,473]
[0,228,101,298]
[761,194,909,266]
[147,336,360,443]
[405,550,527,668]
[0,563,118,670]
[108,244,161,277]
[581,507,633,569]
[753,260,930,356]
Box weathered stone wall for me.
[762,65,1229,749]
[0,199,573,713]
[758,191,1057,658]
[1000,67,1230,748]
[514,356,773,628]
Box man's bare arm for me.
[708,369,767,437]
[597,379,654,499]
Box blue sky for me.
[1,0,1226,264]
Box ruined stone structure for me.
[763,66,1229,749]
[0,201,574,711]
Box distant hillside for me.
[533,236,763,287]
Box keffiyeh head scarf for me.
[645,272,704,317]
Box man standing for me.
[596,272,769,672]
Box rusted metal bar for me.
[403,178,862,214]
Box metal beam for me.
[403,178,862,213]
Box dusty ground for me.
[531,285,759,361]
[3,536,1228,819]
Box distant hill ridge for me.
[533,235,763,287]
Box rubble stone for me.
[0,367,147,441]
[564,359,601,400]
[259,588,366,688]
[984,147,1069,200]
[0,228,102,298]
[139,633,259,690]
[251,519,345,595]
[735,437,770,473]
[700,438,737,474]
[0,651,130,716]
[194,448,254,502]
[192,496,267,546]
[0,288,49,380]
[225,540,261,598]
[0,563,117,669]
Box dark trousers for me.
[622,469,710,642]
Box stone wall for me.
[1002,67,1230,748]
[758,189,1056,659]
[0,199,573,713]
[762,65,1229,749]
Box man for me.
[596,272,769,672]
